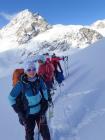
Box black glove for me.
[62,56,65,61]
[12,104,21,113]
[18,112,26,126]
[40,98,48,115]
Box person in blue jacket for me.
[8,61,51,140]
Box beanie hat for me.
[38,55,46,63]
[24,61,36,72]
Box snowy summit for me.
[0,9,51,44]
[0,9,104,53]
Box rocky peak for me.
[78,27,103,44]
[91,19,105,29]
[0,9,51,43]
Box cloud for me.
[0,12,16,21]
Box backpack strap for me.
[21,74,45,99]
[20,82,26,99]
[40,87,45,99]
[37,76,45,99]
[28,75,45,99]
[29,82,37,96]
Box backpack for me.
[12,69,24,86]
[55,71,64,84]
[12,69,26,113]
[38,62,54,82]
[45,62,55,81]
[51,57,63,72]
[12,69,48,115]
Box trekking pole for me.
[64,56,69,77]
[52,87,55,96]
[38,115,46,140]
[66,56,69,76]
[48,104,54,121]
[63,59,67,78]
[59,84,62,94]
[64,57,68,78]
[38,117,42,140]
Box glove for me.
[12,104,21,113]
[18,112,26,126]
[62,56,65,61]
[40,98,48,115]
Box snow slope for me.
[51,38,105,140]
[0,38,105,140]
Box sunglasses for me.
[38,60,45,64]
[27,68,36,72]
[38,60,43,63]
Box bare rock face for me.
[37,26,103,52]
[78,28,103,44]
[0,9,51,44]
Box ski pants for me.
[24,115,51,140]
[45,81,53,92]
[45,81,53,102]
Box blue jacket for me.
[8,75,48,115]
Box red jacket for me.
[38,62,55,82]
[51,57,63,72]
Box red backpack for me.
[38,63,55,82]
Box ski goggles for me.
[38,60,45,64]
[27,68,36,72]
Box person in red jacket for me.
[43,53,51,64]
[51,53,63,73]
[51,53,65,84]
[38,55,55,103]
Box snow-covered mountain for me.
[1,37,105,140]
[91,19,105,36]
[0,9,104,53]
[0,9,51,44]
[1,9,105,140]
[1,9,105,78]
[29,24,103,52]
